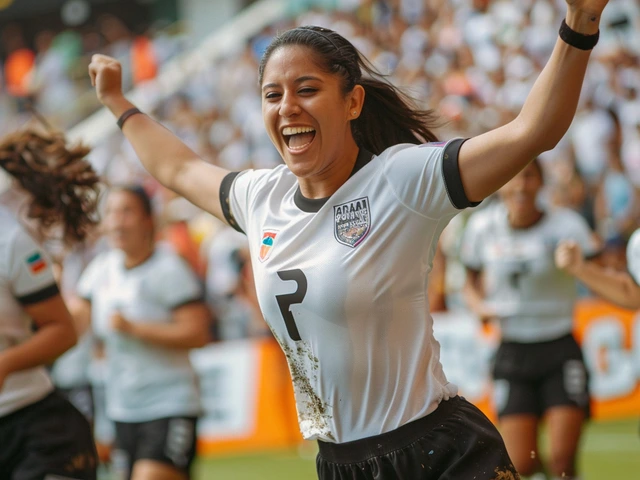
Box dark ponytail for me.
[258,26,439,155]
[0,129,101,247]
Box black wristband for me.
[559,19,599,51]
[117,107,143,129]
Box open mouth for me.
[282,126,316,152]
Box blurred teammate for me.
[462,160,600,479]
[75,185,211,480]
[555,230,640,310]
[89,0,609,477]
[0,129,99,479]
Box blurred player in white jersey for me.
[88,0,610,477]
[462,159,600,479]
[75,186,211,480]
[0,128,99,479]
[555,229,640,310]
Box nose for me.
[279,91,300,118]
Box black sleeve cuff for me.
[17,283,60,306]
[170,296,205,311]
[442,138,482,210]
[219,172,245,234]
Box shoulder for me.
[378,141,448,166]
[86,249,119,271]
[150,245,195,275]
[234,164,293,191]
[0,210,28,276]
[547,207,590,230]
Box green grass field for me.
[193,419,639,479]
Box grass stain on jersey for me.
[273,332,334,441]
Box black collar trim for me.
[294,148,374,213]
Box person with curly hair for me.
[0,128,100,480]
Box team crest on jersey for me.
[333,197,371,248]
[259,230,278,262]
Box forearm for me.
[460,9,601,202]
[573,262,640,310]
[0,323,76,377]
[515,9,599,154]
[127,321,210,349]
[102,95,201,192]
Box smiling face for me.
[499,160,544,220]
[104,190,153,254]
[261,45,364,184]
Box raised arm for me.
[458,1,608,202]
[88,55,230,221]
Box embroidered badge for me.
[25,251,47,275]
[259,230,278,262]
[333,197,371,248]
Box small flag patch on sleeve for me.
[25,251,47,274]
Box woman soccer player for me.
[75,185,211,480]
[88,1,609,477]
[0,128,99,479]
[461,159,600,479]
[555,229,640,310]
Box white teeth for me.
[282,126,315,136]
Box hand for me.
[565,0,609,33]
[566,0,609,16]
[88,54,124,107]
[555,240,585,275]
[110,312,134,335]
[476,304,498,325]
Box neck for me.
[297,139,360,199]
[123,243,154,269]
[507,207,544,229]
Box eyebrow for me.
[262,75,323,91]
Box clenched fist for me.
[88,54,124,108]
[555,240,585,275]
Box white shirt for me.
[223,139,473,443]
[461,203,599,343]
[0,206,56,416]
[77,247,203,422]
[627,228,640,285]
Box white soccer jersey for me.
[222,139,474,443]
[77,246,203,422]
[461,202,599,343]
[628,228,640,285]
[0,205,56,416]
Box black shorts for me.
[316,396,519,480]
[0,391,98,480]
[112,416,198,479]
[492,334,590,418]
[57,385,94,426]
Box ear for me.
[347,84,365,120]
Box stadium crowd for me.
[1,0,638,478]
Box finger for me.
[88,64,96,87]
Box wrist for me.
[102,94,135,119]
[565,8,600,35]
